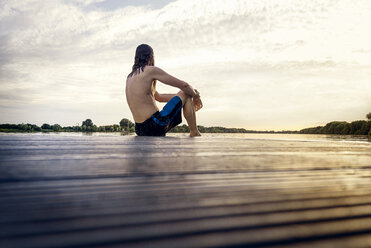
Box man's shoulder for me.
[144,65,159,73]
[145,65,166,75]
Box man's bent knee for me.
[176,91,191,106]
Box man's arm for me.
[149,66,199,98]
[154,91,176,102]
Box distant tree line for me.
[300,112,371,136]
[0,121,295,134]
[0,118,135,133]
[1,112,370,135]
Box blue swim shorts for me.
[135,96,182,136]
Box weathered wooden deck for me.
[0,133,371,248]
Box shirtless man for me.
[126,44,202,137]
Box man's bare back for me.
[126,66,159,123]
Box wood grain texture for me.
[0,133,370,248]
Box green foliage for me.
[0,123,41,132]
[62,126,81,132]
[299,126,322,134]
[322,121,350,134]
[119,118,134,134]
[367,112,371,121]
[300,120,371,135]
[351,120,370,135]
[82,119,93,127]
[41,123,51,129]
[119,118,134,128]
[52,124,62,132]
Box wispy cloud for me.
[0,0,370,129]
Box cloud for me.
[0,0,370,129]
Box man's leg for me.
[177,91,201,137]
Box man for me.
[126,44,202,137]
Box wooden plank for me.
[2,214,371,248]
[2,195,371,238]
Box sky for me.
[0,0,370,130]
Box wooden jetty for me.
[0,133,371,247]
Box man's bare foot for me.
[190,131,201,137]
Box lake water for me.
[1,132,371,247]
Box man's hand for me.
[193,89,203,112]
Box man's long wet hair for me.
[128,44,155,78]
